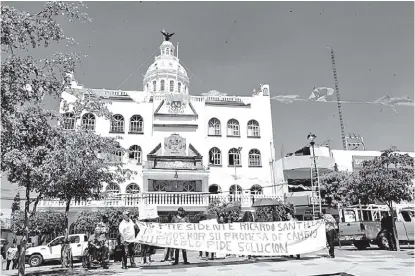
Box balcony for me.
[38,193,283,210]
[280,155,335,179]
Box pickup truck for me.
[25,234,88,267]
[339,207,414,250]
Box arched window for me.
[126,183,140,194]
[160,80,165,91]
[229,185,242,195]
[82,113,95,130]
[208,118,221,136]
[227,119,240,136]
[209,147,221,165]
[153,81,156,92]
[183,182,196,192]
[63,112,75,130]
[178,82,182,93]
[248,149,261,167]
[110,114,124,133]
[250,185,263,195]
[130,115,143,133]
[228,148,241,166]
[128,145,142,164]
[170,80,174,92]
[247,120,260,137]
[209,184,221,194]
[106,183,120,195]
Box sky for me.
[1,1,414,208]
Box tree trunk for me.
[61,198,71,265]
[388,203,400,251]
[18,186,30,276]
[64,198,71,240]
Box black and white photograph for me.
[0,1,414,276]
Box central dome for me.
[143,40,190,94]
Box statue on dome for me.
[161,29,175,41]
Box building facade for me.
[275,145,415,209]
[39,35,281,217]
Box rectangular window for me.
[249,156,261,166]
[170,81,174,92]
[130,121,143,133]
[229,153,240,166]
[69,236,80,243]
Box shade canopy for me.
[252,198,284,207]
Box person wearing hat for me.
[119,211,137,268]
[172,207,190,265]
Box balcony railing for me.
[38,193,283,209]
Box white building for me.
[39,34,281,220]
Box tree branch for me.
[29,193,43,218]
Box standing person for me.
[381,213,397,251]
[216,215,226,259]
[113,234,125,263]
[320,211,337,258]
[171,207,190,265]
[119,211,137,268]
[198,215,214,261]
[161,215,175,262]
[6,243,17,270]
[242,211,255,261]
[140,218,157,265]
[287,213,300,260]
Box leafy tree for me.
[11,211,66,245]
[1,2,90,275]
[11,192,21,236]
[351,149,414,251]
[255,202,294,222]
[40,128,133,262]
[207,199,241,222]
[320,170,358,206]
[71,208,140,237]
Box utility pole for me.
[327,47,347,150]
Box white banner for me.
[135,220,327,256]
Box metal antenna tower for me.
[327,47,347,150]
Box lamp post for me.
[174,170,179,189]
[233,147,242,201]
[307,133,322,216]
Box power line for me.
[116,46,160,90]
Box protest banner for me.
[135,220,327,256]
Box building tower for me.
[143,35,190,94]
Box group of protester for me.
[1,242,19,270]
[88,207,191,269]
[82,204,340,269]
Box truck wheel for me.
[28,254,43,267]
[377,232,390,250]
[354,241,369,250]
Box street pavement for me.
[2,246,414,276]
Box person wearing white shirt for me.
[119,211,137,268]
